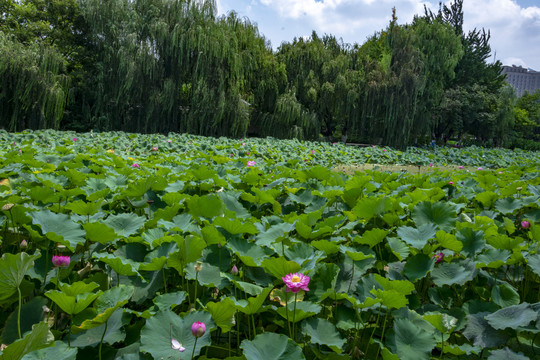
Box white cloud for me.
[458,0,540,69]
[258,0,430,35]
[217,0,540,69]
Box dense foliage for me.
[0,130,539,359]
[1,0,534,148]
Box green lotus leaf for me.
[75,285,134,331]
[93,253,141,277]
[240,332,305,360]
[261,257,301,280]
[436,231,463,252]
[285,242,325,269]
[388,318,437,360]
[422,313,458,334]
[185,261,228,289]
[370,289,409,309]
[157,213,194,233]
[354,228,388,248]
[82,222,117,244]
[527,253,540,277]
[30,210,86,251]
[45,282,102,315]
[218,192,250,219]
[307,263,339,302]
[167,235,207,274]
[457,228,485,256]
[186,194,223,218]
[494,197,525,215]
[276,301,322,323]
[403,253,434,281]
[311,240,340,255]
[463,312,509,348]
[0,322,53,360]
[431,261,475,286]
[70,308,125,348]
[477,248,511,268]
[1,297,48,345]
[255,222,294,247]
[301,317,346,353]
[352,196,389,222]
[476,191,498,208]
[139,242,176,271]
[21,341,77,360]
[103,213,146,238]
[227,237,274,267]
[213,216,258,235]
[140,310,214,360]
[232,287,272,315]
[0,251,41,303]
[64,200,103,216]
[413,201,457,232]
[387,237,410,261]
[491,283,520,308]
[485,303,536,330]
[206,297,236,332]
[488,347,529,360]
[374,274,414,295]
[397,224,437,249]
[152,291,187,311]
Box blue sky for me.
[216,0,540,70]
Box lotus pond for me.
[0,130,539,360]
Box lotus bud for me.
[194,261,203,272]
[20,239,28,248]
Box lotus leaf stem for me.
[17,286,22,339]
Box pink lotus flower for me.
[191,322,206,338]
[152,146,158,151]
[448,181,454,185]
[168,139,172,143]
[522,220,531,229]
[458,166,464,169]
[229,154,233,157]
[311,150,315,154]
[383,149,387,152]
[372,145,377,148]
[247,160,256,167]
[231,265,239,275]
[498,171,503,174]
[72,138,77,141]
[242,142,246,146]
[52,255,70,267]
[132,163,140,168]
[477,167,483,171]
[429,163,433,167]
[433,252,444,264]
[282,273,310,293]
[20,239,28,248]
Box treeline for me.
[0,0,538,148]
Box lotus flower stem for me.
[365,303,381,357]
[190,337,198,360]
[251,314,256,338]
[17,286,22,338]
[162,268,167,293]
[284,291,291,337]
[292,292,298,341]
[98,320,108,360]
[348,260,355,293]
[375,310,389,360]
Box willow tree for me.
[78,0,272,136]
[0,33,69,131]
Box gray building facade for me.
[502,65,540,97]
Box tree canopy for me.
[0,0,526,148]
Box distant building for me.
[502,65,540,97]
